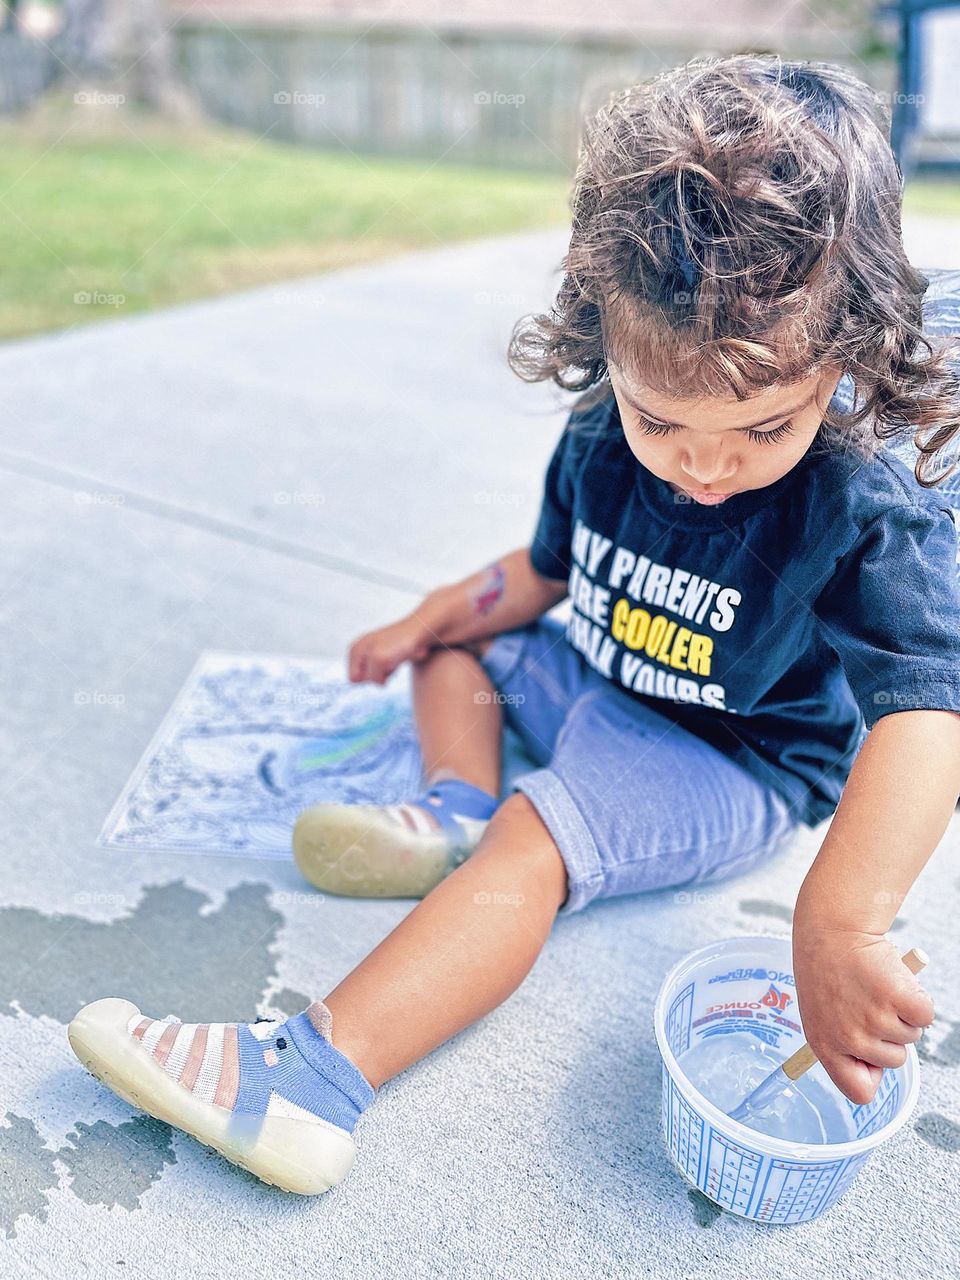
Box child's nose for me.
[680,447,737,485]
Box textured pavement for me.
[0,224,959,1279]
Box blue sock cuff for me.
[418,779,498,836]
[286,1012,376,1113]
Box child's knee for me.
[411,641,492,683]
[462,636,495,658]
[479,793,568,900]
[488,790,545,836]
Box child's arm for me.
[792,707,959,1103]
[349,547,567,684]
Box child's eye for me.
[746,420,794,445]
[635,416,677,438]
[635,416,795,444]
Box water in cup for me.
[678,1031,858,1144]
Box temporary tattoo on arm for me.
[471,562,506,617]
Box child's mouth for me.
[686,490,732,505]
[666,479,737,505]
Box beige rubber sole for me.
[292,804,450,898]
[67,998,357,1196]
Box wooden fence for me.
[0,18,894,173]
[173,21,893,171]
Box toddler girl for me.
[69,54,959,1196]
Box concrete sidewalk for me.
[1,225,959,1279]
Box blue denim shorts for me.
[480,616,801,915]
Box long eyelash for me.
[635,417,677,438]
[747,420,794,444]
[635,416,795,444]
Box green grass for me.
[903,176,960,219]
[0,109,570,339]
[2,103,957,341]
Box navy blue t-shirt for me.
[530,387,960,826]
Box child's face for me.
[608,359,843,505]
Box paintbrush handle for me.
[780,946,929,1082]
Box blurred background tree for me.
[2,0,23,35]
[52,0,197,117]
[0,0,955,338]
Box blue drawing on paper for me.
[99,653,423,859]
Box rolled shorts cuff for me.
[512,768,605,916]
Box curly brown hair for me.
[507,54,959,487]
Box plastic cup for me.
[653,934,921,1224]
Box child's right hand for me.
[348,616,433,684]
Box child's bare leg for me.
[411,643,501,795]
[68,791,567,1194]
[324,792,567,1085]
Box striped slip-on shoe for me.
[292,778,497,898]
[68,997,374,1195]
